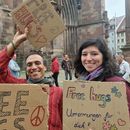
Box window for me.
[121,33,124,37]
[121,39,124,43]
[76,0,81,9]
[117,39,120,43]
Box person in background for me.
[8,53,20,77]
[74,38,130,116]
[51,56,60,86]
[0,27,63,130]
[61,54,73,80]
[116,54,130,81]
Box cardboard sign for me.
[11,0,65,48]
[0,84,49,130]
[63,81,130,130]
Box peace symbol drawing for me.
[30,105,45,126]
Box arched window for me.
[76,0,81,10]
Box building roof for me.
[109,16,124,27]
[117,17,125,33]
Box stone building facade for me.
[0,0,108,69]
[60,0,108,60]
[121,0,130,62]
[78,0,108,42]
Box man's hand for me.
[7,27,29,56]
[13,27,29,47]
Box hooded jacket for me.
[51,57,60,73]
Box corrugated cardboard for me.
[0,84,49,130]
[63,80,130,130]
[11,0,65,48]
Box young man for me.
[0,28,63,130]
[61,54,73,80]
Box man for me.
[116,54,130,81]
[0,28,62,130]
[61,54,73,80]
[8,53,20,77]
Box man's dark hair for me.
[25,50,43,61]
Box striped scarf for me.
[85,66,104,80]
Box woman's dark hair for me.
[74,38,118,79]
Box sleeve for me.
[61,60,65,70]
[0,47,26,83]
[123,62,130,80]
[0,47,13,70]
[0,47,12,79]
[58,87,63,124]
[70,60,73,69]
[54,61,60,72]
[49,87,63,127]
[125,82,130,117]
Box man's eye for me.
[27,63,32,67]
[35,61,41,65]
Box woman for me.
[51,56,60,86]
[74,38,130,115]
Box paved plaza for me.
[45,69,76,87]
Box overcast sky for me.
[105,0,125,19]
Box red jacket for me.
[51,57,60,73]
[49,87,62,130]
[0,47,63,130]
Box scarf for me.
[84,66,104,81]
[27,76,54,86]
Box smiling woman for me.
[74,38,130,116]
[74,38,117,80]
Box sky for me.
[105,0,125,19]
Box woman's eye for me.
[82,53,87,56]
[91,53,97,56]
[89,51,99,56]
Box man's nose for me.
[31,63,37,69]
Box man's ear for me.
[43,66,47,71]
[25,66,29,79]
[25,71,29,79]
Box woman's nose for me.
[86,54,92,60]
